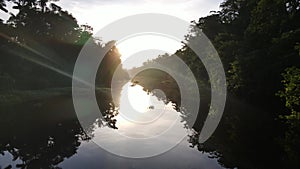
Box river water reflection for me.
[0,82,224,169]
[88,82,200,158]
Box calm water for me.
[0,83,223,169]
[0,82,282,169]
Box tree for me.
[278,66,300,120]
[277,66,300,168]
[0,0,127,89]
[0,0,8,12]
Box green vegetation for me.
[0,0,128,103]
[0,0,300,168]
[131,0,300,168]
[278,66,300,120]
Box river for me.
[0,81,282,169]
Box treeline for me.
[132,0,300,167]
[171,0,300,110]
[184,2,300,162]
[136,0,300,129]
[0,0,128,91]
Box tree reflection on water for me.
[0,88,119,169]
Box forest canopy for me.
[0,0,128,90]
[130,0,300,167]
[0,0,300,168]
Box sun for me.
[116,34,182,69]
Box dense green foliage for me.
[278,66,300,120]
[0,0,127,91]
[186,0,300,103]
[0,0,299,168]
[131,0,300,168]
[189,1,300,166]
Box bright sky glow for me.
[0,0,223,69]
[55,0,222,32]
[116,34,182,69]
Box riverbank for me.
[0,87,111,106]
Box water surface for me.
[0,82,224,169]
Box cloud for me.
[56,0,222,30]
[56,0,222,21]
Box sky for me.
[54,0,223,32]
[0,0,223,69]
[55,0,222,69]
